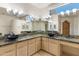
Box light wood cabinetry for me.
[28,37,41,56]
[2,50,16,56]
[36,37,41,52]
[0,44,16,56]
[28,39,36,56]
[42,37,49,52]
[48,39,60,56]
[27,37,41,56]
[42,37,60,56]
[1,36,79,56]
[60,41,79,56]
[16,41,28,56]
[0,37,41,56]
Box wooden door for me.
[62,20,70,36]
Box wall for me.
[0,14,25,35]
[48,14,59,31]
[58,15,79,35]
[12,20,25,34]
[32,21,46,31]
[0,7,26,35]
[48,21,53,31]
[12,19,32,34]
[0,14,14,35]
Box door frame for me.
[62,20,70,36]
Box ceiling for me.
[0,3,65,18]
[30,3,51,8]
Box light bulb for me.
[13,9,18,14]
[18,10,23,15]
[6,8,12,13]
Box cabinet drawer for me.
[49,39,59,44]
[42,37,48,41]
[0,44,16,55]
[62,45,79,56]
[36,38,41,43]
[36,37,41,41]
[17,41,27,48]
[60,41,79,48]
[28,39,36,44]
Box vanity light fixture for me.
[13,9,18,15]
[6,8,25,17]
[6,8,12,13]
[6,8,17,16]
[18,10,24,15]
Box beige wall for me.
[48,14,59,31]
[32,21,45,31]
[0,14,14,35]
[12,20,32,34]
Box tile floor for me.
[32,50,53,56]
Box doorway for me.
[62,20,70,36]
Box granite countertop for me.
[50,36,79,44]
[0,34,48,47]
[0,34,79,47]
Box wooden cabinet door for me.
[42,37,49,51]
[28,43,36,56]
[60,41,79,56]
[36,37,41,52]
[17,41,27,56]
[0,44,16,56]
[17,46,27,56]
[1,50,16,56]
[28,39,36,56]
[48,39,60,56]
